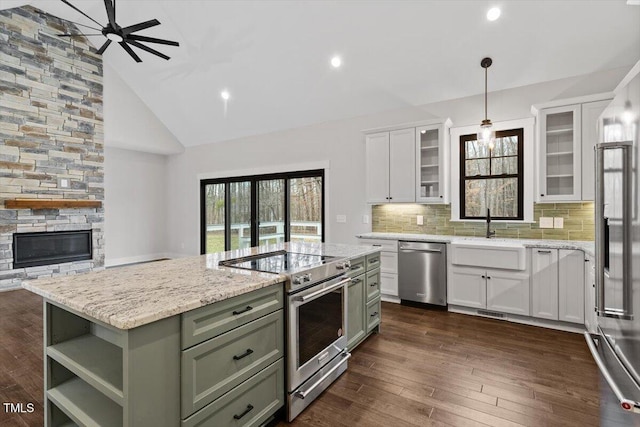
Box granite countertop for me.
[356,232,595,257]
[23,242,379,330]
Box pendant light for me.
[478,57,495,149]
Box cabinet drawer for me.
[366,268,381,302]
[346,256,365,278]
[181,311,284,418]
[380,252,398,274]
[182,359,284,427]
[380,272,398,297]
[365,253,381,271]
[359,238,397,253]
[182,285,283,349]
[366,298,381,333]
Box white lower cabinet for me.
[531,248,585,324]
[358,238,398,299]
[449,266,530,315]
[584,254,597,333]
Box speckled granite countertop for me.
[356,232,595,257]
[23,242,379,330]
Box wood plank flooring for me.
[0,290,601,426]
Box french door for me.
[201,170,324,254]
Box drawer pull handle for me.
[369,282,378,287]
[233,348,254,361]
[368,259,378,263]
[232,306,253,315]
[370,311,379,318]
[537,250,552,254]
[372,244,382,247]
[233,404,254,420]
[352,278,361,284]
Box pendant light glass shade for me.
[478,57,495,149]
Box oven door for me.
[287,274,350,392]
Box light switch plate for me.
[539,217,554,228]
[58,178,70,188]
[416,215,424,225]
[554,217,564,229]
[336,215,347,223]
[362,215,370,224]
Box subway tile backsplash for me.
[371,203,594,241]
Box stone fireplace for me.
[0,6,104,290]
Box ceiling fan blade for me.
[127,34,179,46]
[61,0,104,28]
[127,40,170,60]
[103,0,116,28]
[96,39,112,55]
[121,19,160,36]
[67,21,102,32]
[120,41,142,62]
[58,33,104,37]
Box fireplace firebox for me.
[13,230,92,269]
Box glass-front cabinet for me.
[415,120,451,203]
[537,105,582,201]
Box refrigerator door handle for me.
[595,141,634,320]
[584,332,640,413]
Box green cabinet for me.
[346,251,381,351]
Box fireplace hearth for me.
[13,230,92,269]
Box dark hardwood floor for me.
[1,290,601,426]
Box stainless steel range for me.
[220,250,352,421]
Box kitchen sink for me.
[450,240,526,270]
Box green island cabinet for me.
[43,284,285,427]
[346,252,382,351]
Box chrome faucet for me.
[486,208,496,238]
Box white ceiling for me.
[4,1,640,148]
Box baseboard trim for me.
[381,294,401,304]
[105,253,170,268]
[448,305,586,334]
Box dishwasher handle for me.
[399,247,442,254]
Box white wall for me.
[104,147,168,266]
[165,66,630,257]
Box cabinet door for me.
[388,128,416,203]
[531,249,559,319]
[347,275,366,350]
[538,105,582,202]
[380,251,398,274]
[449,267,486,309]
[486,270,530,316]
[380,272,398,297]
[365,132,390,203]
[581,100,610,201]
[558,249,585,324]
[415,124,445,203]
[584,255,597,333]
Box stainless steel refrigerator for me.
[585,60,640,425]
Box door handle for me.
[297,277,350,302]
[294,352,351,399]
[399,248,442,254]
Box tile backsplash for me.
[372,203,594,241]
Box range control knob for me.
[336,260,351,270]
[303,273,312,282]
[293,276,304,285]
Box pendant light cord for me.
[484,66,488,121]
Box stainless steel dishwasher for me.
[398,241,447,306]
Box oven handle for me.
[296,277,351,302]
[294,352,351,399]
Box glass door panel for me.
[258,179,285,245]
[203,183,225,253]
[417,127,441,201]
[290,177,323,243]
[230,181,252,250]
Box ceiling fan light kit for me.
[58,0,179,63]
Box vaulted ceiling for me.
[3,1,640,148]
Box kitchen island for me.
[23,242,379,427]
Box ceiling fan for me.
[57,0,179,62]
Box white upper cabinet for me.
[533,93,613,202]
[365,128,415,203]
[365,132,391,203]
[581,100,610,201]
[364,119,450,204]
[415,120,451,203]
[537,104,582,201]
[389,128,416,203]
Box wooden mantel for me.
[4,199,102,209]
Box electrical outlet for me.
[417,215,424,225]
[554,217,564,229]
[539,217,554,229]
[362,215,370,224]
[58,178,70,188]
[336,215,347,223]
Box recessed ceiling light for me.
[487,7,501,21]
[330,56,342,68]
[220,90,230,101]
[421,130,426,134]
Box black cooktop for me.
[220,250,337,274]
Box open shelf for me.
[546,151,573,157]
[4,199,102,209]
[547,174,574,178]
[48,334,124,405]
[421,180,439,185]
[421,164,438,168]
[421,146,439,151]
[546,127,573,135]
[48,377,123,427]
